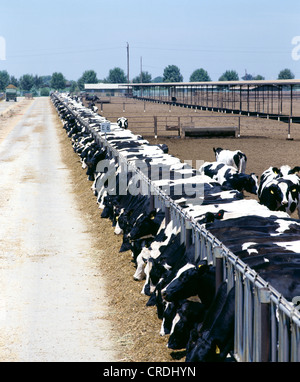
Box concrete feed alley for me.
[0,97,119,362]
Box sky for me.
[0,0,300,82]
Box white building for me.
[84,83,131,97]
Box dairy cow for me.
[167,300,206,350]
[161,260,216,309]
[213,147,247,173]
[186,283,235,362]
[258,166,300,216]
[117,117,128,129]
[199,162,258,194]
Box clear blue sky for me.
[1,0,300,82]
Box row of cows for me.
[52,93,300,362]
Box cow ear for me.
[288,166,300,175]
[196,259,207,269]
[272,167,280,174]
[149,209,156,220]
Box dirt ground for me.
[58,96,300,362]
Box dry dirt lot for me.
[63,96,300,362]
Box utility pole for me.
[127,42,130,96]
[140,56,143,84]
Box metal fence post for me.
[165,201,171,226]
[243,276,253,362]
[278,309,290,362]
[185,220,193,249]
[154,116,158,139]
[234,269,244,362]
[194,230,200,262]
[214,246,223,294]
[291,320,300,362]
[149,194,155,211]
[258,287,271,362]
[180,215,185,244]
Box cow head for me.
[117,117,128,129]
[213,147,223,159]
[114,208,134,235]
[186,284,235,362]
[161,261,214,306]
[259,177,300,213]
[243,173,258,194]
[167,300,206,350]
[127,209,161,241]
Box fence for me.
[131,80,300,125]
[53,92,300,362]
[96,114,241,138]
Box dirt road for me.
[0,97,119,361]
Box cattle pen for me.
[52,92,300,362]
[129,79,300,139]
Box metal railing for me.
[52,92,300,362]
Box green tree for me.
[105,67,127,83]
[189,68,211,82]
[253,74,265,80]
[0,70,10,91]
[132,71,152,83]
[278,68,295,80]
[40,75,52,87]
[33,75,43,89]
[219,70,239,81]
[77,70,98,90]
[163,65,183,83]
[69,80,78,93]
[40,88,50,96]
[242,72,265,81]
[242,73,254,81]
[10,75,19,88]
[19,74,35,91]
[50,72,66,90]
[152,76,163,83]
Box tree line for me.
[0,66,296,95]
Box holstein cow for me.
[133,219,180,281]
[167,300,206,350]
[186,259,300,362]
[161,260,216,309]
[213,147,247,173]
[199,162,258,195]
[186,283,235,362]
[117,117,128,129]
[258,165,300,216]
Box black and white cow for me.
[186,259,300,362]
[213,147,247,173]
[167,300,206,350]
[161,260,216,309]
[117,117,128,129]
[186,283,235,362]
[205,213,300,260]
[258,166,300,216]
[133,219,179,281]
[199,162,258,194]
